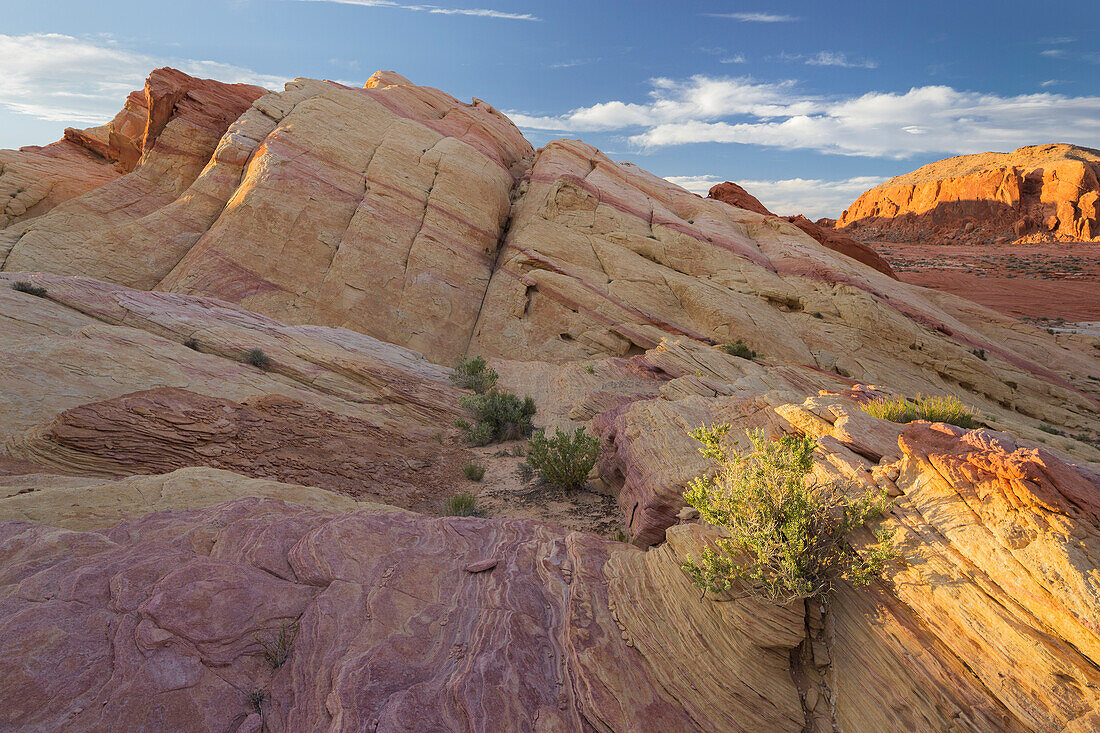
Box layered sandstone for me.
[2,394,1098,731]
[837,144,1100,242]
[1,70,1100,732]
[0,68,267,279]
[707,181,898,277]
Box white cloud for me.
[510,74,1100,159]
[289,0,539,20]
[720,54,747,64]
[803,52,878,69]
[704,12,800,22]
[663,174,889,219]
[1041,49,1067,58]
[0,34,285,125]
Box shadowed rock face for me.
[837,143,1100,242]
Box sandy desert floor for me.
[875,241,1100,326]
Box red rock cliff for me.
[837,144,1100,243]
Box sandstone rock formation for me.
[3,394,1099,731]
[2,69,1100,732]
[837,143,1100,243]
[707,181,898,278]
[0,68,267,280]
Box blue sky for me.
[2,0,1097,217]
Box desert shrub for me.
[444,492,481,516]
[450,355,498,394]
[255,620,298,668]
[248,690,267,714]
[860,394,917,423]
[583,364,596,374]
[11,280,46,297]
[1038,424,1064,436]
[455,390,536,445]
[526,427,599,491]
[245,348,272,370]
[463,461,486,481]
[721,339,756,359]
[861,394,979,429]
[183,338,200,350]
[681,427,896,602]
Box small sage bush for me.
[721,339,756,359]
[682,427,896,602]
[444,492,481,516]
[455,390,535,445]
[463,461,486,481]
[526,427,599,491]
[450,355,498,394]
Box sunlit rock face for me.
[837,143,1100,243]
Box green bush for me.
[526,426,600,491]
[451,355,498,394]
[248,690,267,714]
[861,394,979,429]
[721,339,756,359]
[463,461,486,481]
[444,492,481,516]
[11,280,46,297]
[681,427,896,602]
[455,390,536,445]
[245,348,272,370]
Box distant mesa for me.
[836,144,1100,243]
[707,181,899,278]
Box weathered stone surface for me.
[0,498,810,732]
[1,69,1100,733]
[155,71,533,364]
[3,415,1098,731]
[0,272,461,438]
[1,68,267,281]
[0,274,476,513]
[0,467,384,530]
[782,213,898,279]
[0,140,121,232]
[5,387,468,512]
[706,181,898,278]
[838,143,1100,242]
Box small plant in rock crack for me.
[526,427,599,491]
[247,689,267,714]
[681,427,897,603]
[245,348,272,370]
[255,620,299,668]
[720,339,756,359]
[463,461,486,481]
[11,280,47,297]
[183,338,200,350]
[444,491,482,517]
[450,355,498,394]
